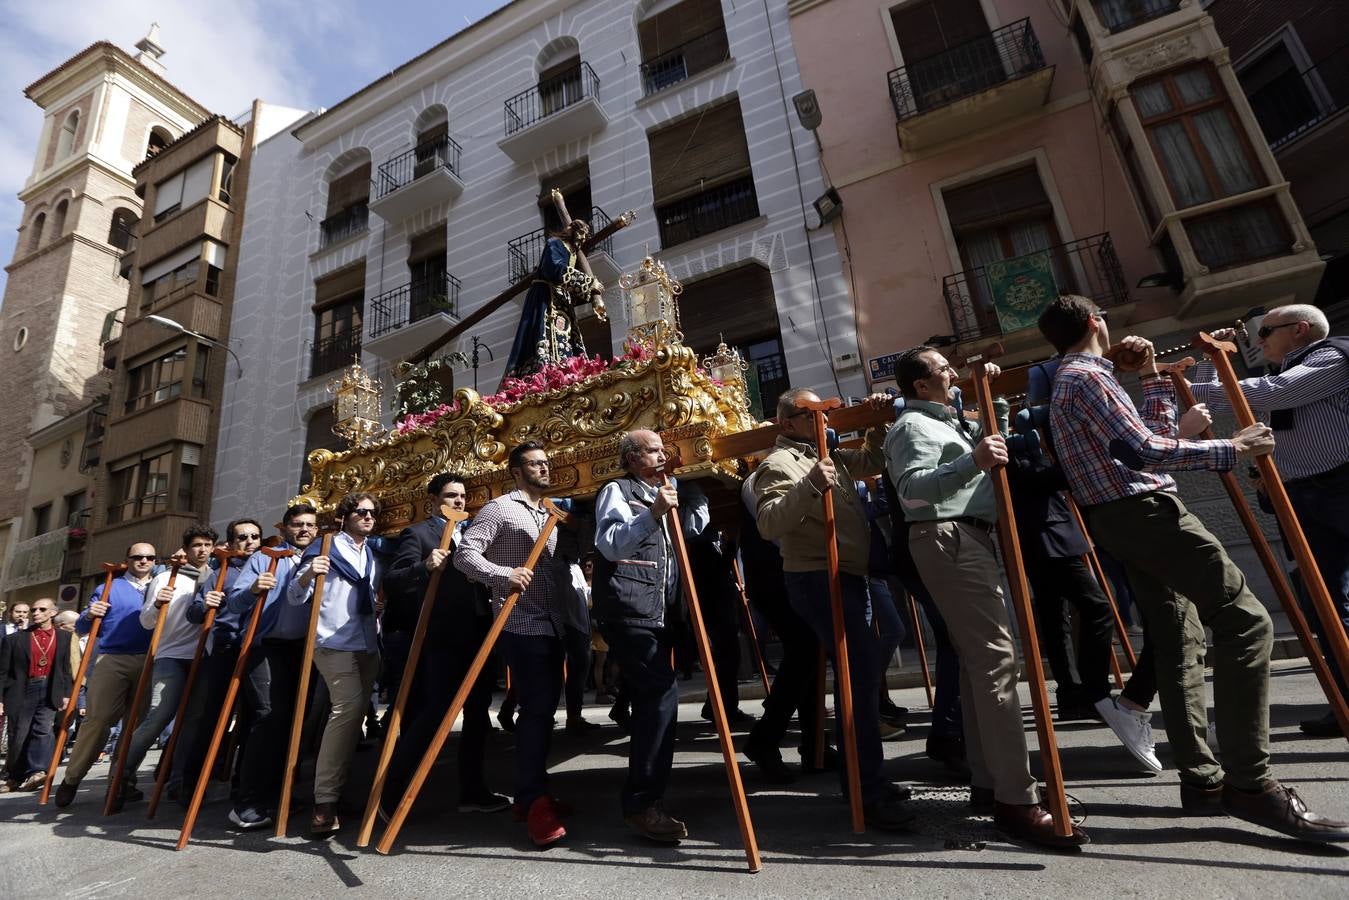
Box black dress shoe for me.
[1179,781,1225,816]
[799,745,839,775]
[993,802,1089,849]
[1222,782,1349,843]
[1300,712,1344,738]
[743,742,795,785]
[926,734,971,778]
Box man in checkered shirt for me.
[1040,293,1349,844]
[454,441,569,847]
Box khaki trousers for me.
[910,520,1038,805]
[312,648,379,805]
[63,652,147,785]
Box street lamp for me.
[144,314,244,378]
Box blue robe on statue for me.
[503,236,590,381]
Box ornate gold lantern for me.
[703,337,748,385]
[329,359,386,447]
[620,255,682,348]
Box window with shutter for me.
[676,264,786,415]
[325,164,372,217]
[648,100,759,246]
[636,0,730,93]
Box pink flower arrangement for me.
[391,345,656,436]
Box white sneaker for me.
[1095,697,1162,773]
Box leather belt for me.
[934,516,995,533]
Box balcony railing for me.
[942,232,1128,342]
[640,29,731,95]
[1248,46,1349,148]
[888,18,1047,121]
[319,203,369,249]
[1091,0,1181,34]
[505,61,601,136]
[368,270,462,339]
[656,176,759,248]
[311,329,362,378]
[507,207,615,283]
[375,136,464,199]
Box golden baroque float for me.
[297,256,759,530]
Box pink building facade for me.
[788,0,1325,383]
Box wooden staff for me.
[275,532,334,838]
[657,464,762,872]
[355,506,470,846]
[377,500,567,854]
[968,357,1073,838]
[177,544,292,850]
[729,557,770,696]
[1168,351,1349,736]
[904,588,934,709]
[1064,499,1137,673]
[794,394,865,834]
[39,563,126,805]
[147,549,242,819]
[103,561,182,814]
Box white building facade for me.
[212,0,862,526]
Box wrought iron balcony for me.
[311,329,362,378]
[375,136,463,199]
[319,203,369,249]
[1248,45,1349,149]
[1090,0,1181,34]
[888,18,1048,123]
[505,62,601,136]
[507,207,615,284]
[368,270,462,339]
[656,176,759,248]
[640,29,731,95]
[941,233,1128,342]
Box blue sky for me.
[0,0,509,299]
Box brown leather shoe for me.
[1222,782,1349,843]
[624,803,688,843]
[993,802,1090,849]
[1179,782,1225,815]
[310,802,340,837]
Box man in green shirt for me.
[885,345,1088,849]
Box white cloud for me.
[0,0,376,301]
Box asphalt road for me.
[1,660,1346,899]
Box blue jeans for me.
[120,657,190,783]
[499,631,564,811]
[1287,465,1349,699]
[870,577,904,671]
[783,570,886,804]
[599,623,678,814]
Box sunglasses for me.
[349,508,378,518]
[32,607,54,613]
[231,533,261,541]
[1257,321,1299,339]
[128,554,156,561]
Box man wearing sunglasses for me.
[54,543,157,807]
[1188,304,1349,737]
[288,492,383,837]
[1,599,74,792]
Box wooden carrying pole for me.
[104,562,182,814]
[969,359,1073,838]
[730,557,771,696]
[795,395,865,834]
[177,545,292,850]
[356,507,470,846]
[40,563,126,805]
[275,533,334,838]
[905,589,935,709]
[148,549,241,819]
[377,501,566,855]
[660,467,762,873]
[1169,351,1349,736]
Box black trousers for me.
[746,579,823,761]
[563,626,590,721]
[1026,551,1115,705]
[172,642,238,792]
[499,631,564,810]
[382,614,493,807]
[235,638,330,810]
[600,622,678,814]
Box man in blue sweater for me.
[55,543,156,807]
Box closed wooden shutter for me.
[315,263,365,306]
[539,55,581,83]
[638,0,726,59]
[325,163,371,217]
[416,121,448,148]
[408,226,447,263]
[891,0,990,62]
[648,100,750,204]
[943,166,1050,231]
[677,264,779,354]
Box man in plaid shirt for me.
[454,441,568,846]
[1041,294,1349,844]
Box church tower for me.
[0,29,209,583]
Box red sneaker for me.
[526,795,567,847]
[514,795,573,822]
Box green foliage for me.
[391,352,468,417]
